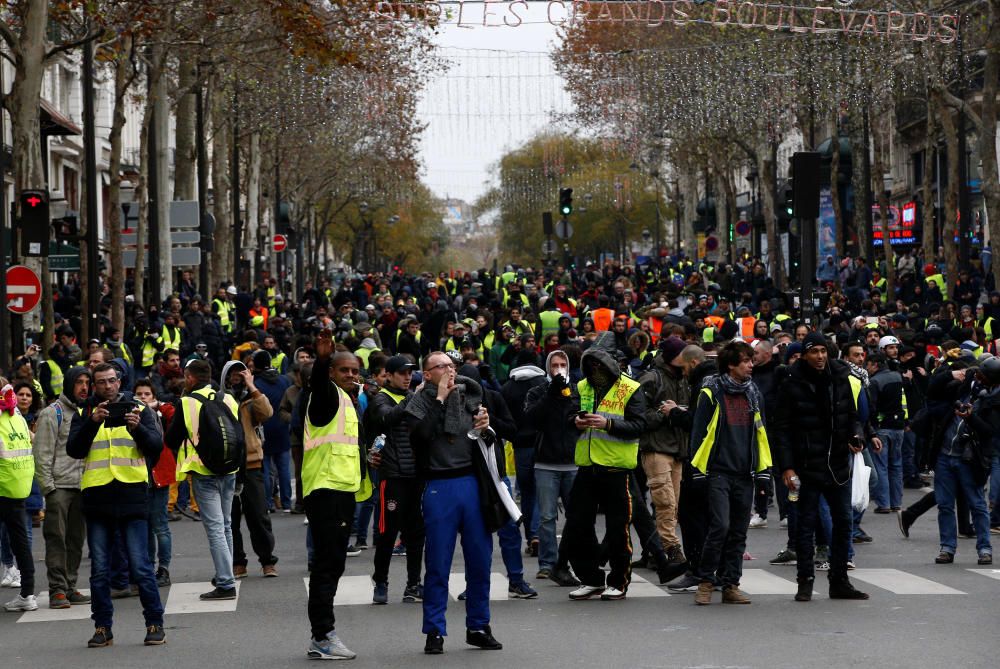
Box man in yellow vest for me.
[563,332,647,602]
[301,336,371,660]
[1,384,39,612]
[164,359,242,602]
[66,363,166,647]
[688,340,771,606]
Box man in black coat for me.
[771,333,870,602]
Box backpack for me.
[190,390,245,475]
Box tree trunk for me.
[153,52,172,301]
[108,35,133,333]
[246,131,261,283]
[831,113,844,256]
[173,52,197,201]
[850,116,869,259]
[982,0,1000,292]
[935,91,961,295]
[133,81,154,309]
[759,144,785,291]
[922,107,938,265]
[211,75,233,288]
[872,117,896,301]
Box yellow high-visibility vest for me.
[302,384,371,501]
[575,376,641,469]
[0,412,34,499]
[177,386,240,479]
[80,404,149,490]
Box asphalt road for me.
[2,485,998,668]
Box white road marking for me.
[739,569,803,595]
[850,569,965,595]
[17,590,93,623]
[967,569,1000,581]
[164,581,240,614]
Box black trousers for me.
[0,497,34,598]
[678,469,709,572]
[372,477,425,586]
[564,466,632,591]
[795,478,853,583]
[305,489,355,641]
[696,473,753,587]
[232,468,277,568]
[907,489,974,534]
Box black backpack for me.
[190,390,245,475]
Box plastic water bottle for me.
[368,434,386,463]
[788,475,801,503]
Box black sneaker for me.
[466,625,502,650]
[935,551,954,564]
[424,632,444,655]
[144,624,166,646]
[88,627,113,648]
[898,511,912,539]
[526,538,539,557]
[548,568,581,587]
[403,583,424,603]
[829,579,869,600]
[978,552,993,565]
[156,567,171,587]
[852,530,873,544]
[199,587,237,600]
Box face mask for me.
[590,367,613,387]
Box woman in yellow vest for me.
[0,384,38,612]
[688,341,770,606]
[300,338,371,660]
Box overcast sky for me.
[416,3,570,204]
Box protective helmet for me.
[878,336,900,350]
[980,357,1000,385]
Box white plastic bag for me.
[851,451,871,512]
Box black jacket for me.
[500,366,547,447]
[66,391,163,519]
[771,358,863,486]
[368,387,417,479]
[524,375,579,466]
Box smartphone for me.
[104,401,137,427]
[25,337,33,348]
[576,411,589,419]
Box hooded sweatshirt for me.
[254,364,292,455]
[524,350,579,468]
[500,364,547,446]
[221,360,273,469]
[33,366,90,493]
[574,332,647,445]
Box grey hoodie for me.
[33,366,91,493]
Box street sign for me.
[169,200,200,229]
[555,219,573,240]
[541,239,557,255]
[735,219,751,236]
[123,247,201,268]
[705,235,719,252]
[121,231,201,246]
[273,234,288,252]
[6,265,42,314]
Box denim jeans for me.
[989,455,1000,527]
[496,478,525,583]
[191,473,237,589]
[873,429,905,509]
[902,430,920,483]
[935,453,992,555]
[0,498,34,598]
[147,486,172,570]
[86,514,164,629]
[513,448,539,542]
[262,450,293,511]
[0,508,32,566]
[534,468,576,571]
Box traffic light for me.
[18,188,50,257]
[783,180,794,218]
[277,201,291,234]
[52,214,78,240]
[559,188,573,216]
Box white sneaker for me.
[749,514,767,529]
[568,584,605,600]
[0,566,11,588]
[2,565,21,589]
[846,560,856,570]
[600,587,626,600]
[4,594,38,612]
[306,631,356,660]
[780,517,788,528]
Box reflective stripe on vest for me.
[575,376,641,469]
[162,325,182,352]
[177,387,240,478]
[80,406,148,490]
[0,413,34,499]
[45,360,64,397]
[302,385,370,502]
[689,387,771,475]
[214,298,232,333]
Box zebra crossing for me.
[14,568,999,623]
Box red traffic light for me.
[26,196,41,207]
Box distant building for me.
[437,197,475,240]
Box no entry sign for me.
[6,265,42,314]
[273,234,288,252]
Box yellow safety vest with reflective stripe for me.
[575,376,641,469]
[45,360,64,397]
[926,273,945,292]
[690,386,772,474]
[266,286,277,310]
[213,298,232,333]
[110,342,133,366]
[162,325,182,353]
[272,351,287,373]
[538,310,562,338]
[80,404,149,490]
[354,346,380,369]
[0,412,34,499]
[141,334,161,368]
[177,386,240,479]
[302,384,371,501]
[981,317,995,342]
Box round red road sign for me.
[6,265,42,314]
[273,234,288,252]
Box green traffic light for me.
[560,205,571,215]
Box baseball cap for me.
[385,355,416,374]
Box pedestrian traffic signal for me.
[784,180,794,218]
[559,188,573,216]
[17,188,51,257]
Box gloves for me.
[478,363,494,382]
[549,374,569,396]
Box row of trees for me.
[546,0,999,296]
[1,0,445,348]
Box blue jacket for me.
[254,369,292,454]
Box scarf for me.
[705,373,761,414]
[847,361,870,388]
[405,375,483,437]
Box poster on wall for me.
[818,187,838,263]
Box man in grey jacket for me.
[33,366,93,609]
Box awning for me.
[40,98,82,136]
